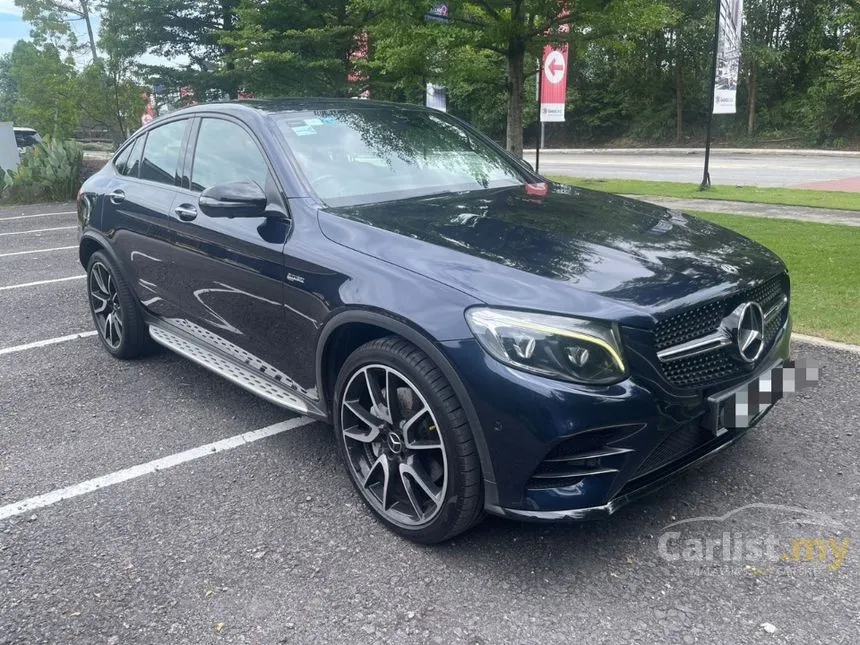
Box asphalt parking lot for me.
[1,202,858,645]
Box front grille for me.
[654,300,723,351]
[655,274,789,389]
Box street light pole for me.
[701,0,722,190]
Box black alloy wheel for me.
[89,260,123,350]
[86,251,153,359]
[334,337,483,543]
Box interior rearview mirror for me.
[199,180,269,218]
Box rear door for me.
[100,118,191,318]
[168,116,299,381]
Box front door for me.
[168,117,302,389]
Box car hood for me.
[317,184,786,326]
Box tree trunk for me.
[506,47,525,158]
[222,1,238,99]
[747,61,757,137]
[675,56,684,142]
[80,0,99,63]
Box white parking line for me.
[0,275,86,291]
[0,245,77,258]
[0,211,77,222]
[0,226,77,236]
[0,211,75,221]
[0,331,98,356]
[0,416,316,521]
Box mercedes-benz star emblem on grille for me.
[720,263,739,275]
[733,302,765,363]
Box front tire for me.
[86,251,151,359]
[333,337,484,544]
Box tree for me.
[801,2,860,141]
[75,61,145,145]
[100,0,240,98]
[7,40,78,138]
[14,0,100,62]
[0,54,16,122]
[223,0,362,97]
[743,1,793,137]
[665,0,711,141]
[359,0,674,157]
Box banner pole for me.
[536,59,543,174]
[701,0,722,190]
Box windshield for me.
[273,107,527,207]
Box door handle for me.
[174,204,198,221]
[108,189,125,204]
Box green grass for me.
[689,211,860,344]
[549,177,860,212]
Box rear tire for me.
[333,336,484,544]
[86,251,152,359]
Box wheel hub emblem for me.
[386,431,404,454]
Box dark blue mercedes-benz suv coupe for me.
[77,99,792,543]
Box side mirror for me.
[199,180,268,218]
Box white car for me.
[14,127,42,153]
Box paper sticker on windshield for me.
[304,118,323,126]
[292,125,317,137]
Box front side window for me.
[190,118,269,193]
[139,120,187,186]
[273,108,526,207]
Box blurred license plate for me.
[703,360,820,436]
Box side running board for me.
[148,324,325,419]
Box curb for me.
[792,333,860,355]
[524,148,860,158]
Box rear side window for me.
[139,120,187,186]
[126,138,143,177]
[113,144,132,173]
[190,118,269,193]
[114,138,143,177]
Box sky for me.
[0,1,30,56]
[0,1,179,67]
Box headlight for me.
[465,308,627,385]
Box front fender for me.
[315,308,499,507]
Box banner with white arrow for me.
[540,44,569,122]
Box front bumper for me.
[485,419,761,521]
[440,317,792,520]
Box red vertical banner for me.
[540,44,569,122]
[349,32,370,99]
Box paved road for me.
[1,203,858,644]
[530,150,860,189]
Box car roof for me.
[170,98,434,119]
[13,127,38,133]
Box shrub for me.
[1,137,84,203]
